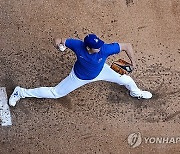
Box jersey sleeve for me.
[104,43,121,56]
[65,38,82,52]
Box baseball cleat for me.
[9,86,22,107]
[130,90,152,99]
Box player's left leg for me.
[94,63,152,99]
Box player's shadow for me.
[106,82,157,109]
[106,83,132,104]
[54,96,72,110]
[29,96,73,111]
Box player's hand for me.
[53,38,60,49]
[111,59,134,75]
[129,65,134,72]
[53,38,66,52]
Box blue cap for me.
[84,34,104,49]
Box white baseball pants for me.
[20,63,141,98]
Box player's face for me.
[91,48,100,53]
[86,46,101,54]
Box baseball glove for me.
[110,59,133,75]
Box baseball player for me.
[9,34,152,107]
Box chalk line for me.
[0,87,12,126]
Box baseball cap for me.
[84,34,104,49]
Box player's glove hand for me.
[110,59,133,75]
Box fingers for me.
[53,38,61,49]
[129,65,134,72]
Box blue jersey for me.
[65,38,121,80]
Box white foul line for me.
[0,87,12,126]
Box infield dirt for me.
[0,0,180,153]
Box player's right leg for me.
[9,69,91,106]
